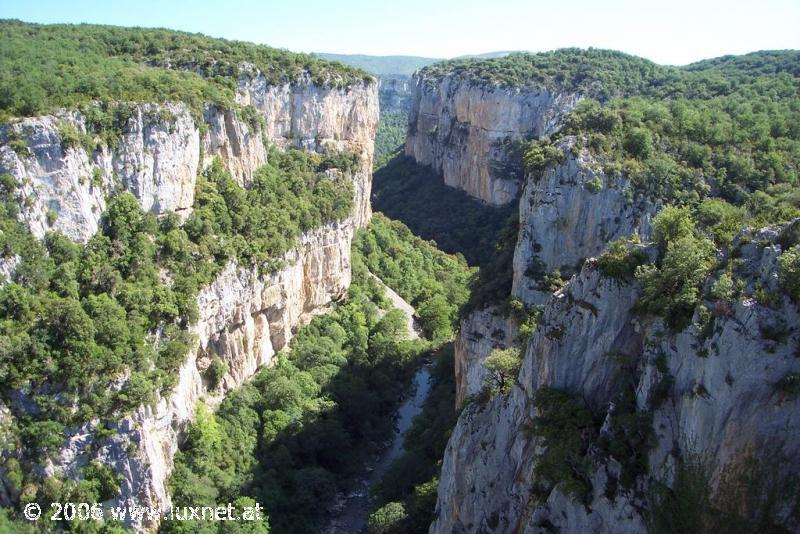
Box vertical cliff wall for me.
[0,73,378,242]
[512,137,656,306]
[93,217,359,527]
[404,75,580,205]
[454,306,519,407]
[433,229,800,533]
[0,72,378,530]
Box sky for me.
[1,0,798,65]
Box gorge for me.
[0,20,799,534]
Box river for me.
[323,275,432,533]
[324,362,433,533]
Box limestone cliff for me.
[378,74,415,114]
[77,218,357,527]
[512,137,656,305]
[432,227,800,533]
[0,71,378,242]
[453,137,655,414]
[405,74,581,205]
[0,70,378,530]
[454,307,518,407]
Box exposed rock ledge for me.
[512,137,657,306]
[0,74,378,242]
[405,74,581,205]
[432,230,800,533]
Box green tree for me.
[636,235,715,330]
[623,127,654,159]
[368,502,407,534]
[651,206,695,255]
[483,348,522,394]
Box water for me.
[324,362,434,533]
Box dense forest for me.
[0,20,369,121]
[418,48,800,99]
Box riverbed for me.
[323,361,434,533]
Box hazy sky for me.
[2,0,798,65]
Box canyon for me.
[405,58,800,533]
[0,66,378,530]
[1,29,798,534]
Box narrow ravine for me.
[324,275,432,533]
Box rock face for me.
[0,73,378,530]
[431,232,800,533]
[0,74,378,242]
[454,306,518,407]
[405,75,581,205]
[237,72,378,227]
[93,218,357,527]
[512,138,656,305]
[453,138,656,418]
[378,74,415,113]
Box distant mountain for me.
[453,51,517,59]
[314,53,441,76]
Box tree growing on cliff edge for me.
[483,347,523,395]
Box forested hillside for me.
[409,47,800,534]
[0,20,367,121]
[1,15,798,533]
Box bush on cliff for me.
[0,149,357,521]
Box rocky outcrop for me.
[0,73,378,242]
[237,71,378,227]
[0,71,378,530]
[454,306,518,407]
[432,229,800,533]
[378,75,415,114]
[83,218,356,528]
[405,75,581,205]
[512,138,656,305]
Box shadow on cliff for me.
[372,154,516,268]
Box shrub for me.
[651,206,695,255]
[522,141,564,175]
[368,502,407,534]
[483,348,522,395]
[83,461,121,501]
[597,238,649,281]
[205,356,228,390]
[636,235,715,330]
[778,246,800,302]
[695,198,745,247]
[57,122,82,152]
[585,176,604,193]
[8,136,29,158]
[709,272,735,301]
[623,127,654,159]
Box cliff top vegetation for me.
[0,19,371,121]
[417,48,800,100]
